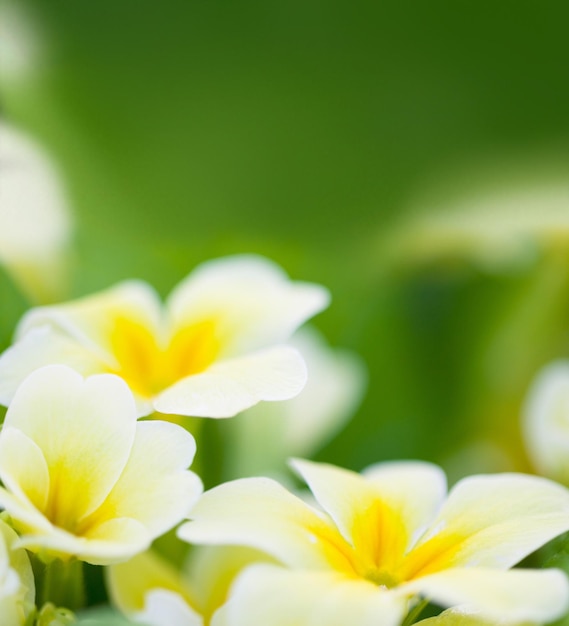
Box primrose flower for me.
[0,121,72,303]
[523,361,569,485]
[0,255,329,418]
[179,460,569,626]
[225,326,366,479]
[0,365,202,565]
[0,518,35,625]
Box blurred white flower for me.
[523,361,569,485]
[0,518,35,626]
[0,365,202,565]
[386,163,569,274]
[225,326,366,479]
[0,121,72,302]
[0,255,329,418]
[180,460,569,626]
[0,2,46,88]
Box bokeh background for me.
[3,0,569,485]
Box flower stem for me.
[402,598,430,626]
[38,558,85,612]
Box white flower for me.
[0,255,329,418]
[0,365,202,565]
[523,360,569,484]
[179,459,569,626]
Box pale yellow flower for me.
[0,365,202,565]
[0,518,35,626]
[417,608,535,626]
[0,255,329,418]
[179,460,569,626]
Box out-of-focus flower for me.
[0,517,35,625]
[225,326,366,479]
[0,255,329,417]
[523,361,569,485]
[0,121,72,303]
[0,365,202,565]
[386,169,569,273]
[107,546,272,626]
[0,2,46,89]
[179,460,569,626]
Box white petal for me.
[2,365,138,525]
[90,421,202,537]
[223,565,405,626]
[155,346,307,418]
[166,255,330,356]
[408,473,569,574]
[417,607,532,625]
[291,459,446,556]
[136,589,203,626]
[16,280,163,364]
[403,567,569,624]
[0,326,106,406]
[0,518,35,614]
[178,477,338,569]
[523,360,569,483]
[17,516,151,565]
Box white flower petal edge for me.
[178,477,336,569]
[523,360,569,484]
[0,365,202,565]
[417,608,534,626]
[221,564,405,626]
[166,255,330,355]
[403,568,569,625]
[155,346,307,418]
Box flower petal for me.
[16,280,163,359]
[89,421,202,537]
[406,473,569,575]
[223,565,406,626]
[155,346,307,418]
[178,477,339,569]
[107,550,197,616]
[136,589,203,626]
[291,459,446,559]
[166,255,330,357]
[403,567,569,624]
[1,365,138,527]
[523,360,569,483]
[17,517,151,565]
[0,326,106,406]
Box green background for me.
[4,0,569,482]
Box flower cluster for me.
[0,241,567,626]
[2,123,569,624]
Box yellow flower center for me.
[308,501,465,589]
[110,315,220,398]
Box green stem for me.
[401,598,429,626]
[38,558,85,612]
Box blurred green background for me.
[3,0,569,482]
